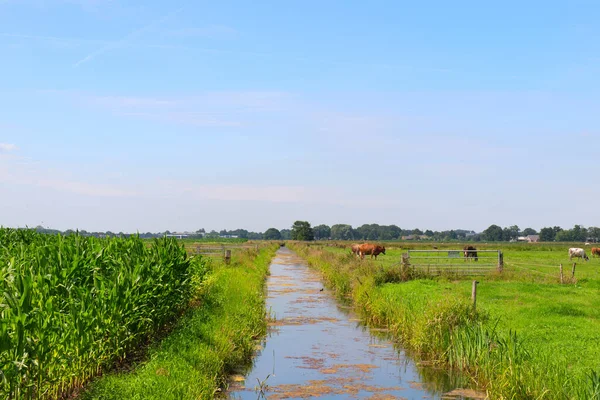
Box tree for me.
[555,230,572,242]
[588,227,600,242]
[355,224,379,240]
[572,225,587,242]
[483,224,503,241]
[444,230,458,241]
[508,225,520,240]
[280,229,291,240]
[522,228,537,236]
[330,224,354,240]
[291,221,314,241]
[205,230,219,238]
[247,231,263,240]
[313,224,331,240]
[425,230,434,237]
[539,227,556,242]
[263,228,282,240]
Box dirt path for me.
[228,248,484,399]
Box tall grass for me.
[0,228,207,399]
[290,243,600,399]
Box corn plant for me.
[0,228,207,399]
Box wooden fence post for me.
[559,264,563,284]
[225,250,231,264]
[401,253,410,268]
[498,251,504,272]
[472,280,479,311]
[571,263,576,279]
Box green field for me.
[0,230,276,400]
[292,242,600,399]
[0,229,207,399]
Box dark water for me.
[228,248,485,400]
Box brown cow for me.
[358,243,386,260]
[350,243,362,258]
[463,245,478,261]
[591,247,600,258]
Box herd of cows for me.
[348,244,600,262]
[569,247,600,261]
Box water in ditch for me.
[227,248,485,399]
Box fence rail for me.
[403,249,503,275]
[188,244,259,258]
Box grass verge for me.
[289,243,600,400]
[80,245,278,400]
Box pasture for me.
[292,241,600,399]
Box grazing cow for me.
[350,243,362,259]
[591,247,600,258]
[358,243,386,260]
[463,245,478,262]
[568,248,590,261]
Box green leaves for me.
[0,228,205,399]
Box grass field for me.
[291,241,600,399]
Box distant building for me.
[219,234,239,239]
[526,235,540,243]
[402,235,429,240]
[166,231,197,239]
[166,234,188,239]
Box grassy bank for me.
[81,245,278,400]
[290,243,600,399]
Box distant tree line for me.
[29,222,600,243]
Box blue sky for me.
[1,0,599,233]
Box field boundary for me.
[403,249,503,275]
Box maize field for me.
[0,228,207,399]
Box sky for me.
[1,0,599,233]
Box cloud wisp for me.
[46,90,290,127]
[0,143,18,152]
[73,6,184,67]
[169,24,238,39]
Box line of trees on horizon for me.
[27,223,600,243]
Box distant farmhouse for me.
[517,235,540,243]
[402,235,430,240]
[165,231,206,239]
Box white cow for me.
[568,248,590,261]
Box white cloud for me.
[36,178,138,197]
[0,156,137,198]
[0,143,17,152]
